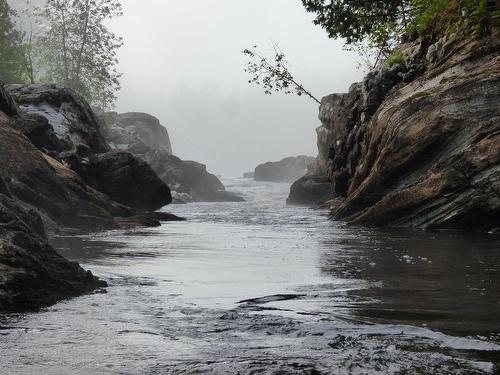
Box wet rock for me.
[287,175,333,206]
[328,335,358,349]
[243,172,255,179]
[0,124,133,231]
[254,156,316,183]
[9,113,65,152]
[83,151,172,211]
[143,151,244,202]
[0,199,104,312]
[6,84,110,154]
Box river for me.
[1,179,499,374]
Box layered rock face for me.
[289,32,500,231]
[254,156,316,183]
[102,111,244,203]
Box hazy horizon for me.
[110,0,362,177]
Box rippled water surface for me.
[1,179,500,374]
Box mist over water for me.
[1,180,499,374]
[109,0,363,176]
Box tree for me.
[302,0,412,59]
[301,0,411,44]
[0,0,24,83]
[36,0,123,109]
[242,44,321,104]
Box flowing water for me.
[1,179,499,374]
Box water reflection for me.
[1,179,499,374]
[319,229,500,335]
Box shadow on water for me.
[319,228,500,332]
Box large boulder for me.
[143,151,244,202]
[255,156,316,183]
[287,175,333,206]
[106,112,172,154]
[83,151,172,211]
[6,84,110,154]
[291,32,500,231]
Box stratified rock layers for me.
[289,33,500,231]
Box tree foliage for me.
[302,0,411,46]
[35,0,123,109]
[0,0,24,83]
[242,44,320,104]
[302,0,498,67]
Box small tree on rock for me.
[242,43,321,104]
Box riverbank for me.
[1,179,499,374]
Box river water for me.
[1,179,499,374]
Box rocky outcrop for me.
[0,84,181,312]
[4,84,172,216]
[0,198,105,312]
[287,175,333,205]
[100,111,244,203]
[289,32,500,231]
[243,172,255,179]
[143,151,244,203]
[105,112,172,155]
[254,156,316,183]
[83,151,172,211]
[6,84,110,154]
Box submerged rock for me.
[289,32,500,231]
[255,156,316,183]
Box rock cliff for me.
[254,156,316,183]
[288,32,500,231]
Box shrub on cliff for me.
[302,0,499,65]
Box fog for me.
[109,0,362,177]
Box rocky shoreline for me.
[0,84,186,312]
[288,31,500,232]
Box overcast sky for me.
[109,0,362,177]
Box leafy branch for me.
[242,43,320,104]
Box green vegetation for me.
[386,51,406,67]
[0,0,24,83]
[0,0,123,110]
[302,0,499,65]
